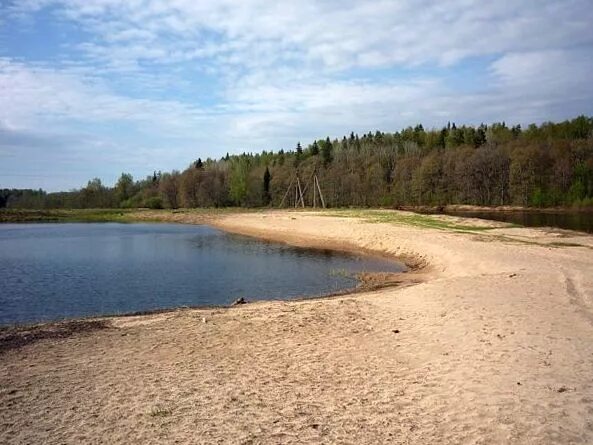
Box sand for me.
[2,209,593,444]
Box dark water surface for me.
[442,209,593,233]
[0,223,404,325]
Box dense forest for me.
[3,116,593,210]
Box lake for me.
[0,223,404,326]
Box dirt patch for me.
[0,319,110,354]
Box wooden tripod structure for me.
[279,172,326,208]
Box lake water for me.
[442,209,593,234]
[0,223,404,326]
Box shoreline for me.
[398,204,593,213]
[0,269,420,343]
[2,210,593,443]
[0,214,421,337]
[0,206,582,334]
[2,203,593,222]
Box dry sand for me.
[2,210,593,444]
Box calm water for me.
[442,210,593,233]
[0,223,404,325]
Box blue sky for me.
[1,0,593,191]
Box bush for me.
[144,196,163,209]
[571,197,593,209]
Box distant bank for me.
[2,206,593,234]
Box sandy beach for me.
[2,210,593,444]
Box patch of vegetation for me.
[547,241,590,248]
[324,209,510,232]
[126,207,261,223]
[470,233,591,249]
[166,207,259,215]
[0,208,136,223]
[0,207,264,224]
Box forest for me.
[2,116,593,210]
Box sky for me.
[1,0,593,191]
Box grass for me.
[0,208,135,223]
[330,209,591,248]
[324,209,593,249]
[0,206,508,230]
[0,207,258,224]
[468,232,592,250]
[548,241,591,248]
[323,209,512,233]
[0,207,514,233]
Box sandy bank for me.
[2,210,593,444]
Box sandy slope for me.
[2,210,593,444]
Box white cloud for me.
[0,58,208,128]
[1,1,592,190]
[8,0,593,70]
[491,49,593,92]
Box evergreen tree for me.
[263,167,271,205]
[295,142,304,166]
[310,141,319,156]
[475,125,487,147]
[321,137,333,167]
[354,134,361,152]
[438,127,447,149]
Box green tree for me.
[263,166,271,205]
[321,137,333,166]
[159,171,180,208]
[115,173,134,205]
[229,157,250,205]
[310,141,319,156]
[9,115,593,211]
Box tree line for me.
[3,115,593,210]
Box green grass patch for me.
[323,209,506,232]
[470,233,591,249]
[0,208,136,223]
[0,207,261,224]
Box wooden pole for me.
[315,175,326,208]
[300,175,312,196]
[296,176,305,208]
[279,176,294,208]
[313,176,317,208]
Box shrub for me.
[144,196,163,209]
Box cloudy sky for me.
[1,0,593,191]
